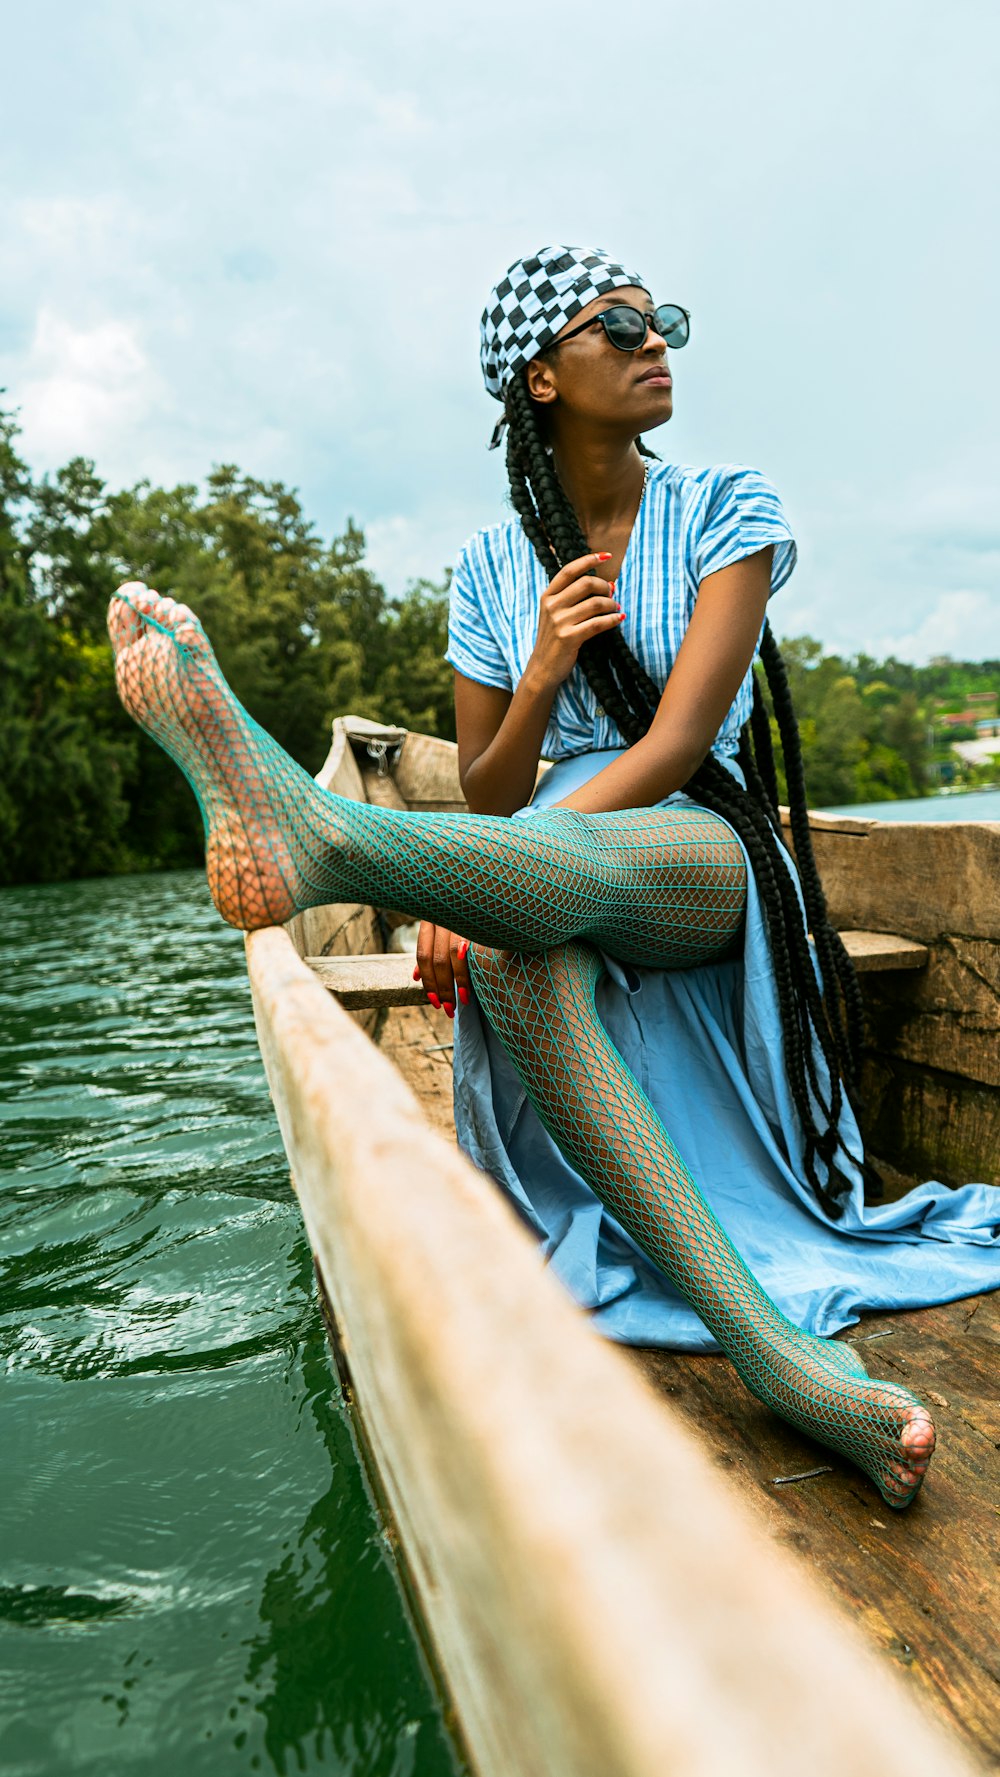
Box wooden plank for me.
[394,730,468,811]
[309,936,929,1010]
[860,1053,1000,1187]
[782,813,1000,943]
[862,937,1000,1092]
[314,718,371,799]
[286,900,379,965]
[840,930,929,972]
[307,951,424,1007]
[630,1292,1000,1769]
[245,922,980,1777]
[781,813,1000,1183]
[393,729,549,812]
[379,1004,457,1140]
[360,761,408,810]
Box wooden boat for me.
[245,716,999,1777]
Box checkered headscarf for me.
[480,244,648,419]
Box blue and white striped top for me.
[446,460,797,761]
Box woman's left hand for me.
[413,922,473,1019]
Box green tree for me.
[7,393,988,885]
[0,418,136,883]
[0,408,459,883]
[368,577,455,738]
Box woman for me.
[108,245,999,1511]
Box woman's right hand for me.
[528,552,625,691]
[414,922,472,1020]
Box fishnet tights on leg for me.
[468,941,935,1509]
[108,587,935,1507]
[107,586,748,960]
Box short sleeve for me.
[445,534,514,691]
[692,466,797,599]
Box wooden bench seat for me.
[308,930,929,1008]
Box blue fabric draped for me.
[452,749,1000,1351]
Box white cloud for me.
[18,195,120,251]
[869,592,1000,664]
[1,0,997,663]
[364,511,463,594]
[16,308,162,472]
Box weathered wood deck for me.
[635,1293,1000,1767]
[260,718,999,1775]
[370,1001,1000,1770]
[247,930,986,1777]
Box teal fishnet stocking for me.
[108,585,936,1507]
[108,586,747,963]
[469,942,934,1509]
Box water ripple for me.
[0,870,459,1777]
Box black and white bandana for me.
[480,244,648,425]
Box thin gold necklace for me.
[538,457,648,567]
[615,460,648,580]
[584,459,649,554]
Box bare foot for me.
[749,1329,936,1509]
[109,584,319,929]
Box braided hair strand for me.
[503,366,878,1214]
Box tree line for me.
[1,408,996,887]
[759,636,998,809]
[0,409,454,885]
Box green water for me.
[0,871,461,1777]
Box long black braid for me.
[503,369,877,1215]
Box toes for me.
[877,1406,936,1508]
[116,580,158,615]
[900,1409,936,1464]
[141,592,206,652]
[108,581,152,651]
[139,591,175,626]
[169,601,202,646]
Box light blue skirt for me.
[452,749,1000,1350]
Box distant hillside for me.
[755,639,999,809]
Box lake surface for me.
[0,872,461,1777]
[818,787,1000,822]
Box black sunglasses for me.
[555,301,690,353]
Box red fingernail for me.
[444,1004,455,1019]
[412,965,421,981]
[457,940,469,960]
[428,992,440,1008]
[618,613,626,622]
[609,580,616,593]
[458,986,470,1005]
[596,552,612,561]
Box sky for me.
[2,0,997,661]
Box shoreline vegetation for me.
[2,407,997,888]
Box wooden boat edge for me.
[243,721,986,1777]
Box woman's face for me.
[525,286,674,435]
